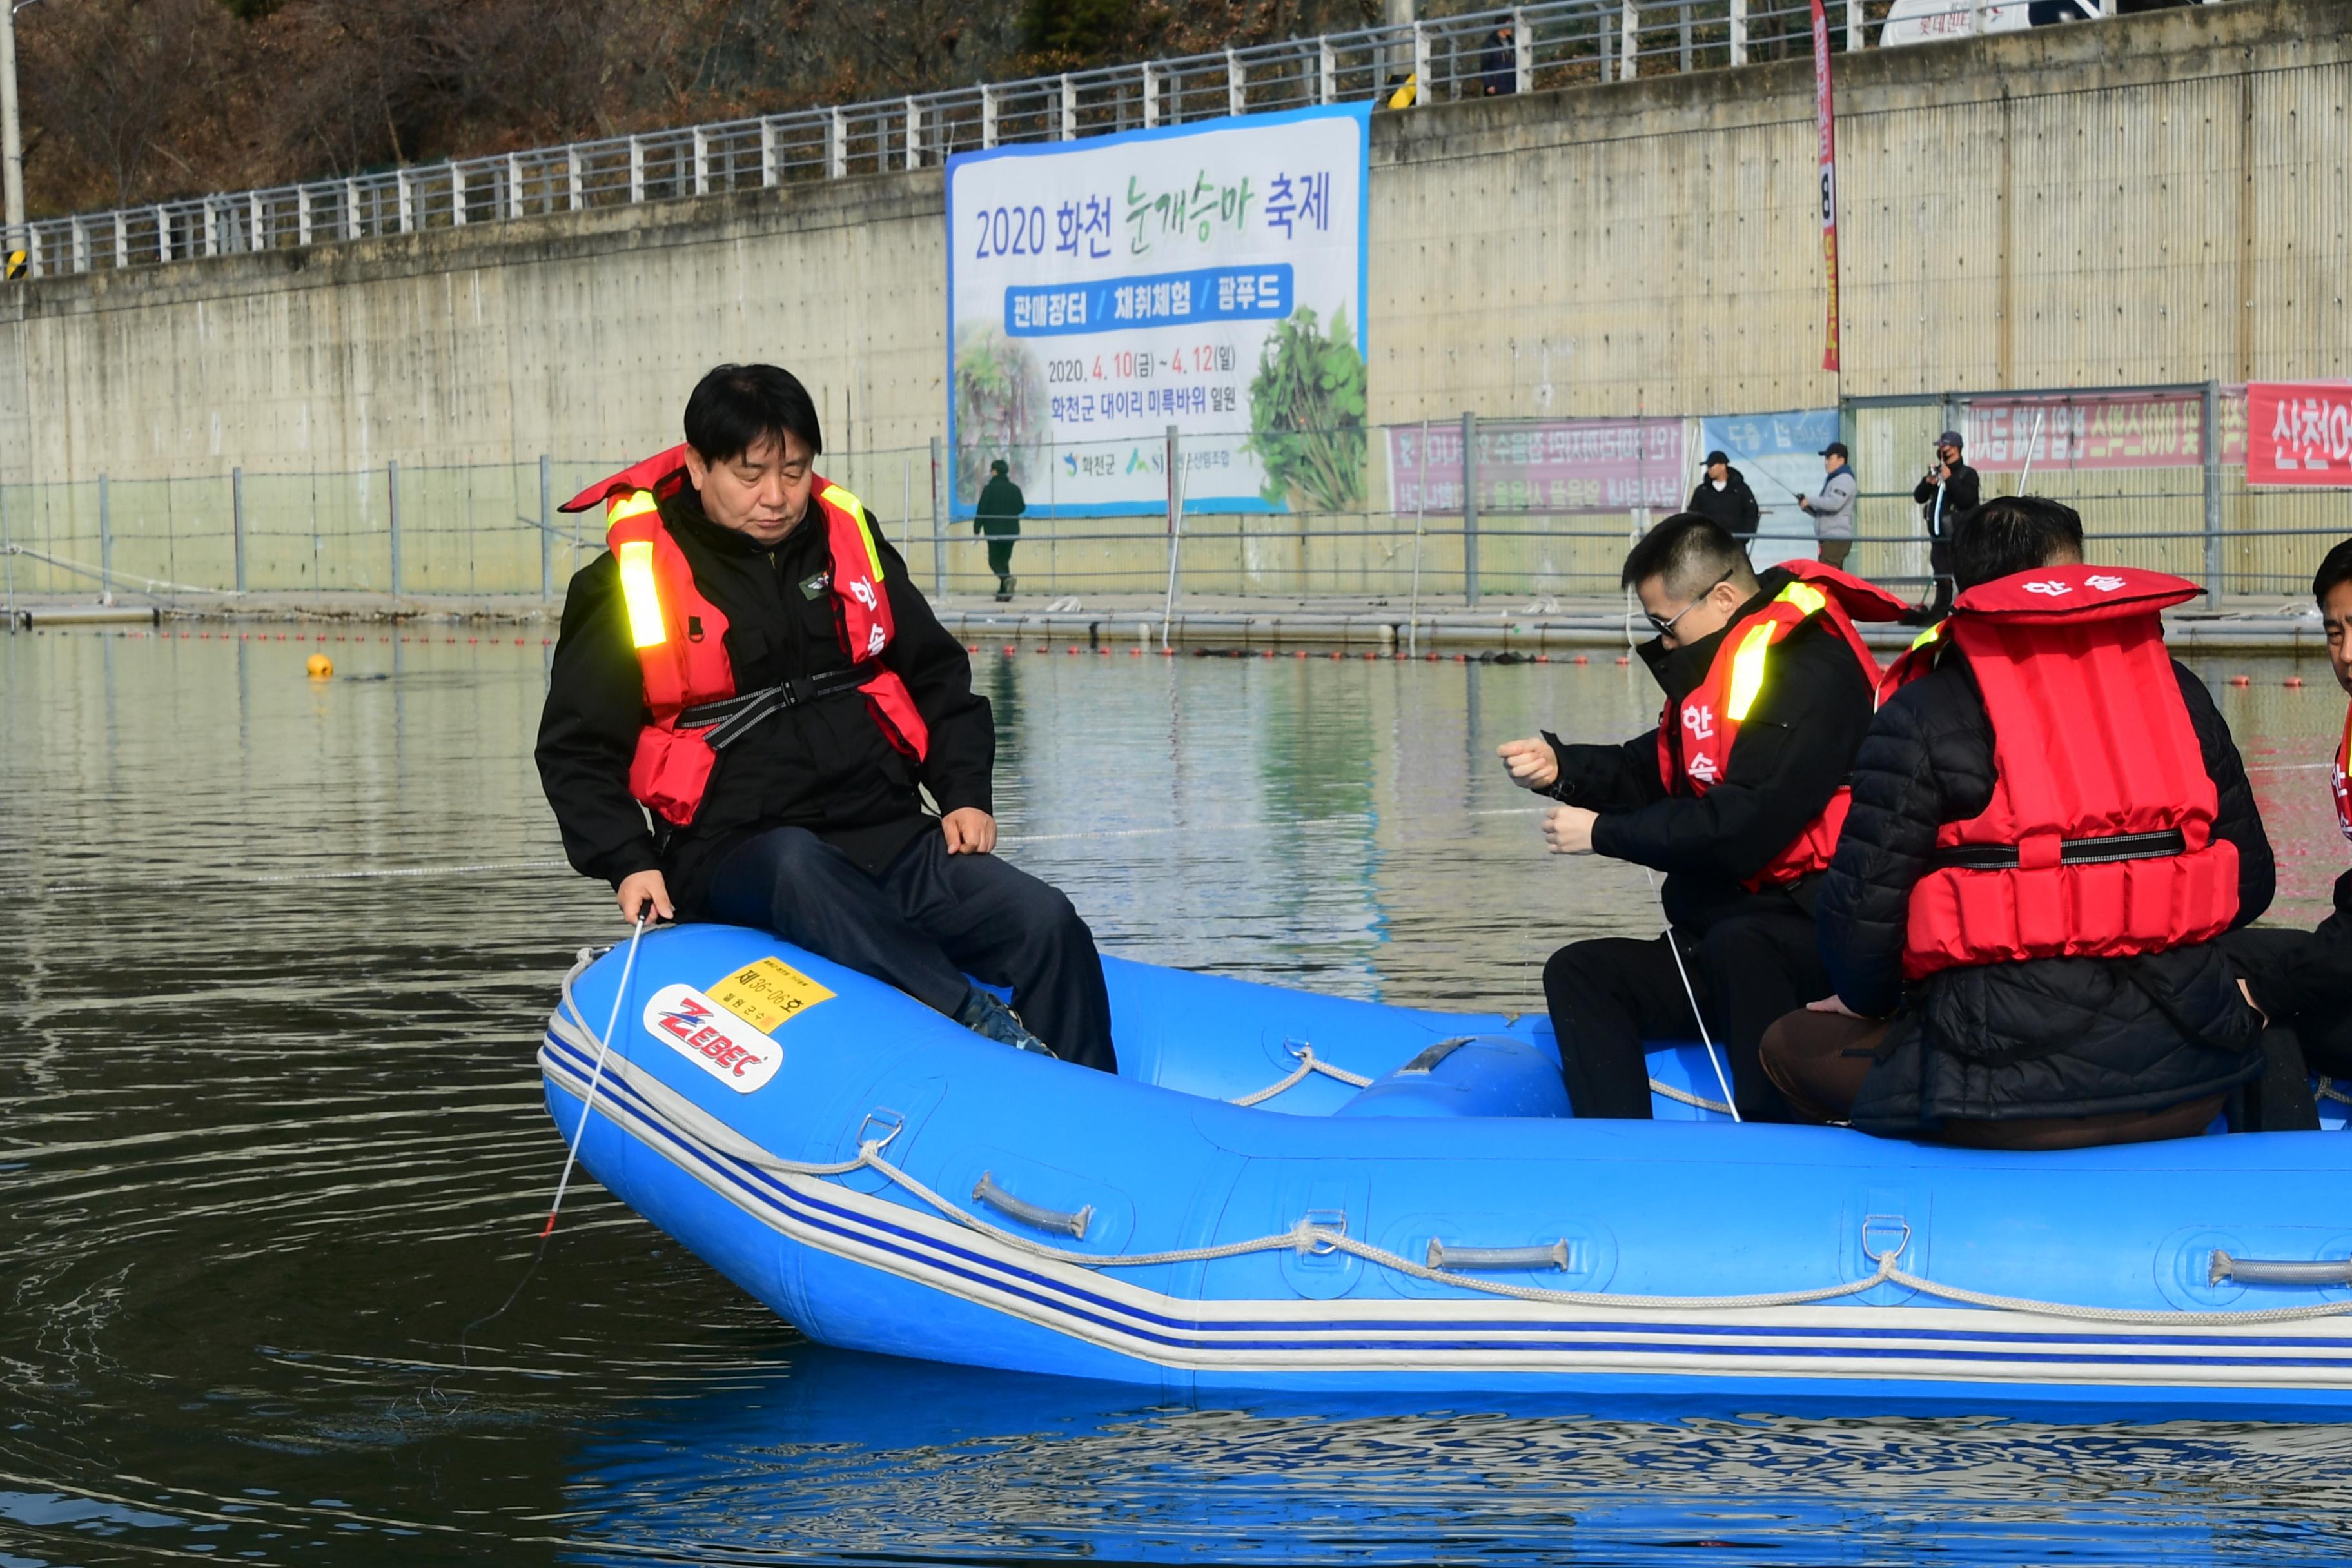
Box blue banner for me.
[1005,265,1294,337]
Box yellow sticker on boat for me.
[707,957,836,1033]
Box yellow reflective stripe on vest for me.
[615,538,667,650]
[607,489,660,526]
[821,484,884,582]
[1910,621,1945,651]
[1775,579,1827,617]
[1724,579,1829,721]
[1724,620,1781,722]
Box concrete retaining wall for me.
[1,0,2344,603]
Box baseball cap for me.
[1819,441,1849,459]
[1937,429,1965,448]
[1704,449,1729,466]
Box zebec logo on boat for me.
[642,984,785,1093]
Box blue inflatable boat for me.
[539,925,2352,1415]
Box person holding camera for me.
[1906,429,1979,624]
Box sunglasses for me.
[1645,568,1736,637]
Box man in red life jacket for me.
[1762,498,2274,1148]
[2219,536,2352,1130]
[1498,514,1905,1121]
[535,364,1116,1070]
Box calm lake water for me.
[3,624,2349,1567]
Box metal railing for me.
[5,386,2342,610]
[5,0,2135,280]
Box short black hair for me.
[2314,539,2352,608]
[683,364,823,465]
[1621,513,1759,599]
[1952,496,2084,590]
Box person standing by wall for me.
[1480,22,1518,95]
[1905,429,1979,624]
[975,459,1025,602]
[1796,442,1859,571]
[1687,449,1761,549]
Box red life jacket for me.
[2334,700,2351,844]
[1901,564,2237,981]
[559,446,930,827]
[1655,561,1908,891]
[1875,619,1946,708]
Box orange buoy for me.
[305,653,333,679]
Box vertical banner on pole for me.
[1809,0,1841,375]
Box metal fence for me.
[6,0,2144,280]
[5,385,2342,612]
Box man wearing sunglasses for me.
[1497,514,1906,1121]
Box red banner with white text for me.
[2246,382,2352,487]
[1810,0,1840,374]
[1964,392,2248,473]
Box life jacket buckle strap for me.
[678,662,883,750]
[1932,827,2189,872]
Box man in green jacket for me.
[975,458,1025,601]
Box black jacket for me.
[1542,568,1877,934]
[1820,647,2273,1132]
[1687,469,1763,539]
[1910,460,1979,538]
[536,484,994,912]
[974,474,1025,538]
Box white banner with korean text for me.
[946,104,1370,516]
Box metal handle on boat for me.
[974,1171,1093,1240]
[1426,1239,1570,1272]
[2208,1250,2352,1287]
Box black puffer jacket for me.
[1820,646,2273,1132]
[1687,469,1763,539]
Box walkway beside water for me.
[5,587,2338,653]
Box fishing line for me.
[1645,867,1741,1123]
[540,913,648,1237]
[452,914,646,1369]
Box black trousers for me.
[1924,538,1955,621]
[703,825,1117,1072]
[2222,925,2352,1090]
[1542,909,1825,1122]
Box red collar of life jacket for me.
[562,449,931,826]
[1899,564,2239,980]
[1656,561,1906,891]
[2335,700,2352,844]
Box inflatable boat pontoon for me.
[540,925,2352,1415]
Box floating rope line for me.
[34,857,569,898]
[549,960,2350,1329]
